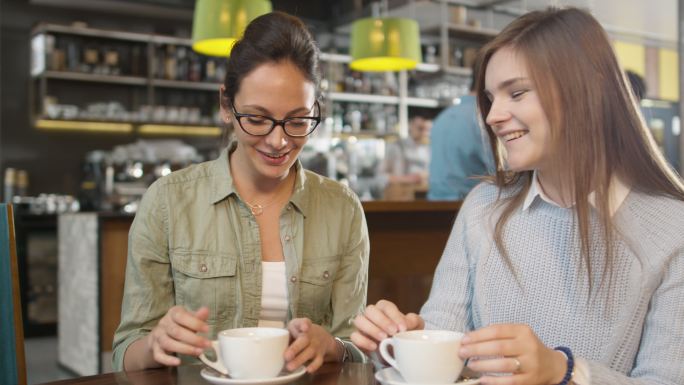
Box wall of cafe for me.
[0,0,218,197]
[613,40,679,101]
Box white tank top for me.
[257,261,288,328]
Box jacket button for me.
[322,271,330,279]
[200,264,208,273]
[290,276,297,283]
[285,235,291,242]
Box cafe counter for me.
[57,200,461,375]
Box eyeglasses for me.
[231,101,321,137]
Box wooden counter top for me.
[362,200,462,212]
[86,199,462,216]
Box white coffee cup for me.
[379,330,464,384]
[199,327,289,379]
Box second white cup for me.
[379,329,464,384]
[199,327,289,379]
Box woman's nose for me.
[485,100,511,128]
[264,123,288,148]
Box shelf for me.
[138,124,221,136]
[32,24,196,48]
[37,72,223,91]
[422,23,499,42]
[151,79,220,91]
[33,23,151,43]
[321,53,440,74]
[443,66,473,76]
[406,97,440,108]
[35,119,134,133]
[320,52,352,64]
[332,131,399,139]
[149,35,192,47]
[329,92,400,104]
[328,92,439,107]
[38,71,148,86]
[446,23,499,40]
[34,119,221,136]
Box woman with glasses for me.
[113,12,369,373]
[352,7,684,385]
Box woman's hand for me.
[285,318,339,373]
[350,299,425,352]
[459,324,568,385]
[145,305,212,366]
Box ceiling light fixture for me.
[191,0,272,57]
[350,2,421,72]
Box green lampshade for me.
[192,0,272,57]
[350,17,422,72]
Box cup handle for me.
[378,338,399,371]
[199,340,229,375]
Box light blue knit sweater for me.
[421,182,684,385]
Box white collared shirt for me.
[523,170,631,217]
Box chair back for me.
[0,204,26,385]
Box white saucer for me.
[200,366,306,385]
[375,367,480,385]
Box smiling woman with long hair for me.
[352,7,684,385]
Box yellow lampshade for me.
[350,17,422,72]
[192,0,272,57]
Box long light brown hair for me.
[474,7,684,292]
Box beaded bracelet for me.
[554,346,575,385]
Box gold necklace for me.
[244,197,279,216]
[243,173,295,216]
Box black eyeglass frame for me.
[231,101,321,138]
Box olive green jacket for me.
[112,147,369,370]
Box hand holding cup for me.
[351,299,425,352]
[147,305,211,366]
[285,318,338,373]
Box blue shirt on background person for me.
[428,94,494,201]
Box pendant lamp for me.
[350,17,422,72]
[192,0,272,57]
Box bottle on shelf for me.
[425,45,437,64]
[450,45,464,67]
[65,38,81,72]
[16,170,29,198]
[82,44,99,73]
[130,45,143,76]
[164,45,177,80]
[188,51,202,82]
[103,46,120,75]
[153,45,165,79]
[327,102,398,135]
[205,59,217,82]
[176,46,188,81]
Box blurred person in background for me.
[113,11,369,373]
[625,70,647,101]
[428,61,494,201]
[378,111,432,199]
